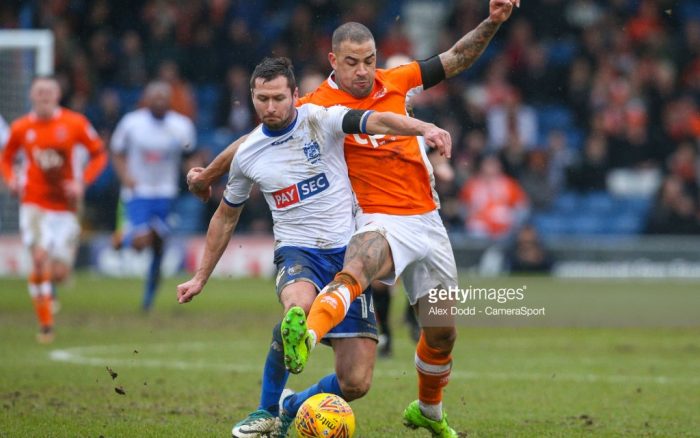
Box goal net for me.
[0,30,54,233]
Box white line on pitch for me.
[49,342,700,386]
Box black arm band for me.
[418,55,446,90]
[342,109,373,134]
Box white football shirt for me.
[224,103,356,249]
[111,108,195,199]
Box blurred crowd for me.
[1,0,700,248]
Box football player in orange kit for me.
[187,1,519,435]
[1,76,107,343]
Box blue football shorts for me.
[124,197,173,239]
[274,245,378,345]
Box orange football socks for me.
[415,333,452,406]
[29,271,53,328]
[306,271,363,343]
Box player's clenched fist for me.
[490,0,519,24]
[177,278,205,303]
[187,167,213,202]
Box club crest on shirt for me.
[373,87,387,99]
[303,140,321,164]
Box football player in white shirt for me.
[176,57,450,438]
[111,81,196,311]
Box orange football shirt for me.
[298,61,437,215]
[1,108,106,212]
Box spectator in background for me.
[157,60,197,120]
[5,0,700,239]
[215,65,254,135]
[566,133,609,192]
[545,129,573,194]
[0,77,107,343]
[498,133,528,178]
[185,23,221,84]
[566,57,593,130]
[111,81,196,311]
[626,0,665,45]
[513,42,563,105]
[88,29,118,86]
[460,155,529,240]
[487,89,538,152]
[91,89,124,140]
[116,30,148,87]
[520,150,555,211]
[645,175,700,235]
[507,224,553,273]
[666,142,698,198]
[281,4,318,71]
[218,19,257,72]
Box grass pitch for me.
[1,274,699,437]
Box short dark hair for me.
[332,22,375,52]
[250,57,296,92]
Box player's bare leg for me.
[342,231,394,289]
[233,281,317,438]
[281,232,393,372]
[332,337,376,401]
[28,246,54,343]
[403,297,458,437]
[277,333,377,436]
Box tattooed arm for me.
[438,0,519,78]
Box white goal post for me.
[0,29,54,121]
[0,29,54,234]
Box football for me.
[294,393,356,438]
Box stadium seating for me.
[533,191,652,237]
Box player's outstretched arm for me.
[364,111,452,158]
[187,134,248,202]
[177,201,243,303]
[439,0,519,78]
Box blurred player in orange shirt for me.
[1,77,107,343]
[460,155,529,239]
[188,1,519,435]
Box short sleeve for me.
[181,118,196,152]
[222,156,253,207]
[383,61,423,94]
[311,104,351,141]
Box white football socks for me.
[419,401,443,421]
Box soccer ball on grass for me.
[294,393,355,438]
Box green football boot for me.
[403,400,458,438]
[280,306,311,374]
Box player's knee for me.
[31,247,48,268]
[338,374,371,401]
[51,262,71,283]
